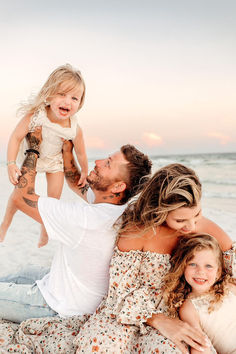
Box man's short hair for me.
[120,144,152,203]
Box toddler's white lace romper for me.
[18,108,78,173]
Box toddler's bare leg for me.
[38,171,64,248]
[0,196,18,242]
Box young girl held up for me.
[0,64,88,247]
[163,233,236,354]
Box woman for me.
[75,163,235,353]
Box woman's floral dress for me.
[75,244,236,353]
[74,247,181,353]
[0,244,236,353]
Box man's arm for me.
[11,129,43,223]
[62,139,89,201]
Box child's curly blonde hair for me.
[19,64,85,116]
[163,233,232,316]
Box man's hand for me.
[26,126,42,151]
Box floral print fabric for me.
[0,243,235,353]
[75,247,181,353]
[0,315,89,353]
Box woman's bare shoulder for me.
[197,216,232,251]
[117,233,147,252]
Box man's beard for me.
[87,174,112,192]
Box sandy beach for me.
[0,170,74,277]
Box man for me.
[0,129,152,323]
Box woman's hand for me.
[147,314,210,354]
[8,163,22,185]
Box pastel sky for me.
[1,0,236,160]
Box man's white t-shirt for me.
[37,189,126,317]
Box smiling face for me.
[184,249,220,295]
[87,151,129,192]
[47,81,84,122]
[165,204,202,234]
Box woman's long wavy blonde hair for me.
[19,64,85,116]
[163,234,231,316]
[116,163,202,237]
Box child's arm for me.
[179,300,214,354]
[72,126,88,187]
[7,114,32,184]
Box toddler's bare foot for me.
[0,223,8,242]
[38,234,49,248]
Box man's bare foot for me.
[38,234,49,248]
[0,223,8,242]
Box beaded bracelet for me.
[6,160,16,166]
[25,149,40,157]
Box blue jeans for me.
[0,264,57,323]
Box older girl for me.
[75,163,235,353]
[164,233,236,354]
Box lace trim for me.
[28,108,45,132]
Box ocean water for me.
[145,152,236,241]
[150,152,236,214]
[0,151,235,273]
[1,151,236,216]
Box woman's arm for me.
[179,300,213,354]
[146,312,210,354]
[72,126,88,187]
[7,114,31,184]
[198,216,232,251]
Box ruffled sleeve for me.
[105,248,171,334]
[223,242,236,278]
[115,287,168,334]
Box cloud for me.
[142,132,163,147]
[86,136,106,149]
[207,132,232,145]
